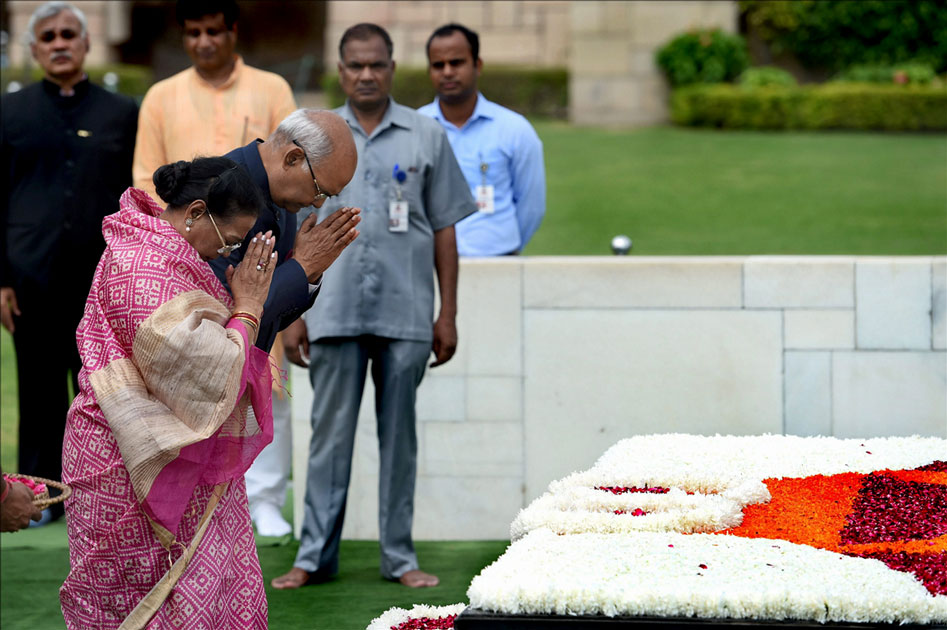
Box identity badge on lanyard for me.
[389,164,409,232]
[475,155,495,214]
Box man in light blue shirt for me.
[418,23,546,256]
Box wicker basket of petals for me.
[2,473,71,509]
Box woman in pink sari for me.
[61,157,278,629]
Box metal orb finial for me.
[611,234,632,255]
[104,72,119,92]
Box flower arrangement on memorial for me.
[468,434,947,624]
[366,603,465,630]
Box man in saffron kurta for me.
[60,188,274,629]
[132,0,295,202]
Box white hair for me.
[271,109,334,166]
[26,1,88,44]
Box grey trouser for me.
[293,335,430,579]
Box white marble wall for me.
[292,256,947,540]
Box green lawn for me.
[1,328,16,472]
[525,124,947,256]
[0,517,507,630]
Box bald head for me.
[261,108,358,212]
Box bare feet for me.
[271,567,311,590]
[399,569,439,588]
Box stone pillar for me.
[7,0,124,68]
[570,1,738,126]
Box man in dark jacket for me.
[210,108,360,353]
[1,1,138,523]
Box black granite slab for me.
[453,609,938,630]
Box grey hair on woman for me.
[26,1,88,44]
[271,109,334,167]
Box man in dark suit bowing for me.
[210,108,360,353]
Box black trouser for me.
[11,276,86,512]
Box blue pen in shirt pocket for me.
[392,163,407,197]
[389,164,409,232]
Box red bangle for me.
[231,311,260,328]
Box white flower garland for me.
[585,434,944,490]
[511,490,743,540]
[512,482,770,540]
[366,603,466,630]
[513,434,945,539]
[468,529,947,624]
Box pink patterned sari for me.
[60,188,273,629]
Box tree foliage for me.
[655,29,750,87]
[741,1,947,72]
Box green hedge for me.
[1,64,153,99]
[836,62,936,85]
[671,82,947,130]
[738,66,797,88]
[322,66,568,118]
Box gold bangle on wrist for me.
[232,316,259,331]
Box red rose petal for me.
[840,473,947,544]
[392,614,457,630]
[596,486,670,495]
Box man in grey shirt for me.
[273,23,476,590]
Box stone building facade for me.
[568,1,737,124]
[322,1,572,68]
[323,1,736,124]
[6,0,737,125]
[322,0,736,125]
